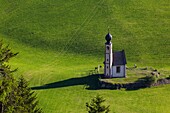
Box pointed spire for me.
[105,32,112,44]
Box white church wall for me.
[112,65,126,77]
[104,43,112,77]
[105,54,110,64]
[105,64,110,77]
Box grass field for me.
[0,0,170,112]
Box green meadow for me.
[0,0,170,112]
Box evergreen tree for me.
[0,41,42,113]
[86,95,110,113]
[14,76,42,113]
[0,40,18,113]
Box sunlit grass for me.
[0,0,170,112]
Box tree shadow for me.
[31,74,101,90]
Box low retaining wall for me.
[100,79,170,90]
[152,79,170,86]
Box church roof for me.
[113,50,127,66]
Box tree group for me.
[0,41,42,113]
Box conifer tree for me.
[86,95,110,113]
[0,41,42,113]
[14,76,42,113]
[0,40,18,113]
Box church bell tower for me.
[104,33,113,77]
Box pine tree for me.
[86,95,110,113]
[0,41,42,113]
[14,76,42,113]
[0,40,18,113]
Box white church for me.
[104,33,127,78]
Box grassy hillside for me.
[0,0,170,112]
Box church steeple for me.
[104,33,113,78]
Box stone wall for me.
[99,78,170,90]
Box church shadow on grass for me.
[31,74,101,90]
[31,74,156,91]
